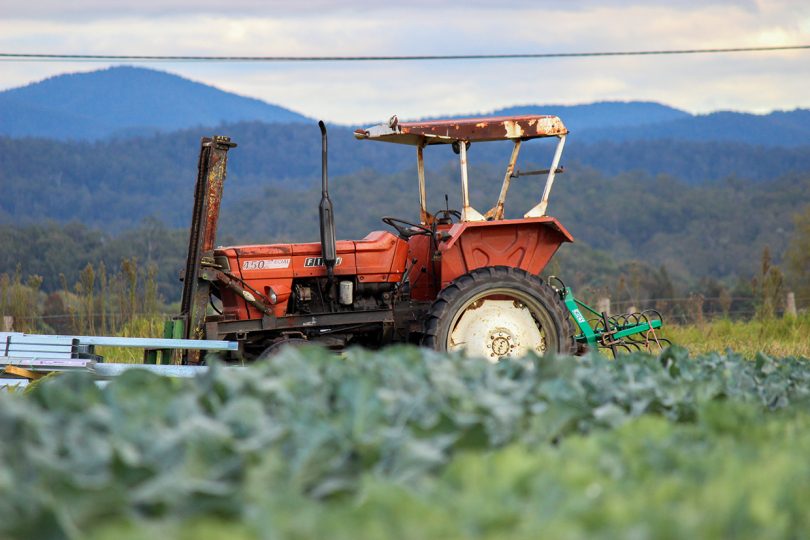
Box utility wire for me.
[1,44,809,63]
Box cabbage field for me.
[2,346,810,539]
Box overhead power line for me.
[1,44,809,63]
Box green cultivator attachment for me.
[550,277,670,357]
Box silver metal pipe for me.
[72,336,238,350]
[492,140,521,220]
[91,363,213,379]
[524,135,566,218]
[459,141,484,222]
[417,143,428,224]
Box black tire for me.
[423,266,577,358]
[257,337,309,360]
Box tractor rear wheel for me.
[423,266,576,359]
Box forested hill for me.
[0,66,309,139]
[2,167,808,303]
[2,123,810,231]
[484,102,689,129]
[485,104,810,147]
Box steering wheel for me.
[434,208,461,223]
[381,216,433,239]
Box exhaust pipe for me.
[318,120,337,282]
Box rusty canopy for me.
[354,114,568,145]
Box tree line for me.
[1,155,809,331]
[3,123,810,232]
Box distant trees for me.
[0,267,43,333]
[2,258,163,335]
[0,218,187,301]
[2,146,809,324]
[752,247,784,319]
[785,205,810,309]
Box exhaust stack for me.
[318,120,337,281]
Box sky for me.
[1,0,809,123]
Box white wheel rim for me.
[447,292,551,361]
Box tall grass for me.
[94,314,171,364]
[4,256,807,362]
[665,313,810,358]
[98,313,810,364]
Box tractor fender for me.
[438,217,573,287]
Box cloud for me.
[2,1,761,19]
[0,1,808,122]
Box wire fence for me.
[3,295,807,334]
[595,294,808,325]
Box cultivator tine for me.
[638,310,666,353]
[556,280,669,358]
[600,312,620,357]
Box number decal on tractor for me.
[304,257,343,267]
[242,258,291,271]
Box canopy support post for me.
[486,139,522,220]
[417,141,431,225]
[524,135,566,218]
[459,140,485,222]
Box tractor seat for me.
[288,231,403,257]
[353,230,403,253]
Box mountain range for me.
[1,66,809,147]
[0,66,309,140]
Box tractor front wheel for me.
[423,266,576,359]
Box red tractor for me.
[179,115,579,362]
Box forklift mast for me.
[179,135,237,364]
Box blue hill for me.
[482,101,810,147]
[418,101,810,147]
[0,66,309,139]
[575,109,810,147]
[487,101,690,131]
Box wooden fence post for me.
[597,297,611,316]
[2,316,12,332]
[785,292,797,317]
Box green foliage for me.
[236,408,810,540]
[1,257,165,336]
[0,218,186,301]
[752,247,784,320]
[3,122,810,232]
[0,265,44,332]
[1,158,808,310]
[2,126,810,302]
[2,347,810,538]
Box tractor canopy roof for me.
[354,114,568,145]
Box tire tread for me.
[423,266,577,355]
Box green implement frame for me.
[550,277,669,357]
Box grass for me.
[665,312,810,358]
[94,314,174,364]
[88,312,810,364]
